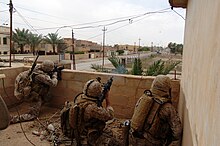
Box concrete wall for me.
[0,67,26,106]
[0,67,180,119]
[180,0,220,145]
[64,53,89,60]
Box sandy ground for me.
[0,103,124,146]
[0,103,62,146]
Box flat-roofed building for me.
[0,26,10,55]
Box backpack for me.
[60,101,75,138]
[131,90,167,132]
[131,90,153,132]
[14,70,32,100]
[60,93,87,137]
[60,96,91,146]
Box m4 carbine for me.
[97,76,113,107]
[50,65,64,80]
[28,54,39,76]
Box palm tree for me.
[131,58,143,75]
[44,33,62,54]
[28,33,42,55]
[12,28,29,54]
[145,59,181,76]
[57,39,68,54]
[107,56,127,74]
[90,56,127,74]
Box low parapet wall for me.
[0,67,25,106]
[0,67,180,119]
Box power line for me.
[5,3,68,21]
[13,13,66,25]
[0,10,8,12]
[9,2,139,25]
[0,2,69,27]
[1,18,47,29]
[34,14,144,31]
[1,3,67,26]
[1,18,9,25]
[171,8,185,20]
[35,7,171,31]
[0,1,77,25]
[14,8,39,34]
[87,9,171,40]
[3,4,172,41]
[5,7,169,32]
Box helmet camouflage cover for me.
[83,79,102,98]
[150,75,171,98]
[42,60,54,72]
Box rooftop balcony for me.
[0,66,180,145]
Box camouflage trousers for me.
[129,133,164,146]
[10,98,42,124]
[81,128,120,146]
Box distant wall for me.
[0,67,180,119]
[179,0,220,145]
[64,53,89,60]
[37,55,59,62]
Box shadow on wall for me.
[179,86,193,146]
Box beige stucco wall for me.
[50,70,180,118]
[0,67,180,119]
[0,67,25,106]
[180,0,220,145]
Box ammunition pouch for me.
[23,86,31,97]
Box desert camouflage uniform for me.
[11,60,58,124]
[74,79,119,146]
[130,75,182,146]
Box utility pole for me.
[134,42,136,53]
[71,29,76,70]
[151,42,153,52]
[9,0,13,67]
[102,26,107,68]
[138,38,141,58]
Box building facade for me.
[170,0,220,145]
[0,26,10,55]
[116,44,137,53]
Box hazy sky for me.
[0,0,186,47]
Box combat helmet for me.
[42,60,54,72]
[83,79,102,98]
[150,75,171,98]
